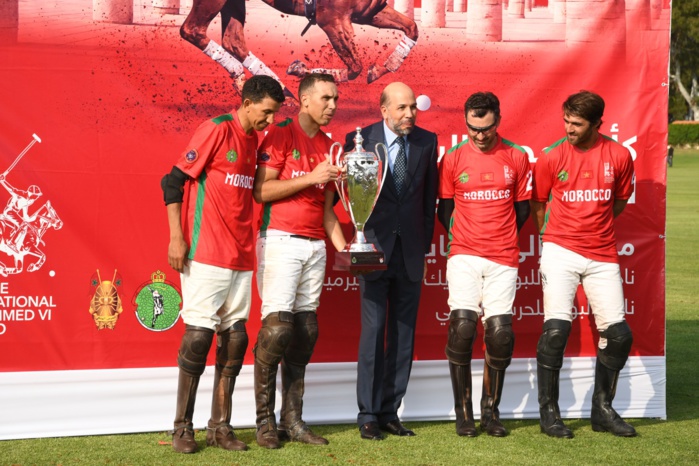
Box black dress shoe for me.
[380,420,415,437]
[360,422,384,440]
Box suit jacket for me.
[343,121,439,282]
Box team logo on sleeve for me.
[258,152,271,162]
[459,172,469,183]
[557,170,569,182]
[226,149,238,163]
[292,149,301,160]
[132,270,181,332]
[185,149,198,163]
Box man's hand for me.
[310,159,341,185]
[168,237,188,273]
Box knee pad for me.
[598,321,633,371]
[216,321,249,377]
[284,311,319,367]
[536,319,571,370]
[483,314,515,370]
[445,309,479,365]
[253,312,294,366]
[177,325,215,377]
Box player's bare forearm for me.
[253,162,340,203]
[324,191,347,251]
[529,200,547,234]
[613,199,628,218]
[166,203,188,272]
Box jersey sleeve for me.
[257,124,290,172]
[531,149,553,203]
[513,150,533,202]
[614,148,635,200]
[175,120,222,178]
[438,149,456,199]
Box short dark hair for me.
[241,75,285,104]
[464,92,501,120]
[298,73,335,100]
[563,90,605,125]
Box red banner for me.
[1,1,668,374]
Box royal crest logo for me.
[89,269,123,330]
[185,149,198,163]
[292,149,301,160]
[503,165,514,185]
[0,133,62,276]
[226,149,238,163]
[459,172,469,183]
[557,170,569,182]
[132,270,181,332]
[604,162,614,183]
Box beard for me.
[389,115,414,136]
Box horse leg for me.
[26,247,45,272]
[181,0,247,93]
[220,1,297,100]
[363,6,418,83]
[288,15,361,83]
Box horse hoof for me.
[287,60,308,77]
[230,73,246,95]
[367,65,385,84]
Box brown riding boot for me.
[278,311,327,445]
[172,370,200,454]
[172,325,214,453]
[254,312,294,449]
[206,322,249,451]
[279,360,328,444]
[449,362,477,437]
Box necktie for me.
[394,136,407,195]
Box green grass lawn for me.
[2,152,698,465]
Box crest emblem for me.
[132,270,181,331]
[459,172,469,183]
[557,170,569,182]
[89,269,123,330]
[293,149,301,160]
[226,149,238,163]
[185,149,198,163]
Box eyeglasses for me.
[466,122,497,134]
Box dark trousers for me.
[356,238,422,426]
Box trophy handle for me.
[374,142,390,196]
[329,142,349,212]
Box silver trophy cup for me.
[330,128,389,271]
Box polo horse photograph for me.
[180,0,419,96]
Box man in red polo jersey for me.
[531,90,636,438]
[438,92,531,438]
[161,75,285,454]
[251,73,347,449]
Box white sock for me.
[242,52,282,81]
[202,40,244,77]
[385,35,417,72]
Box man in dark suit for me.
[343,82,439,440]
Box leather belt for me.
[259,232,323,241]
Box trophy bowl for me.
[331,128,389,271]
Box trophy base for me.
[333,250,387,272]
